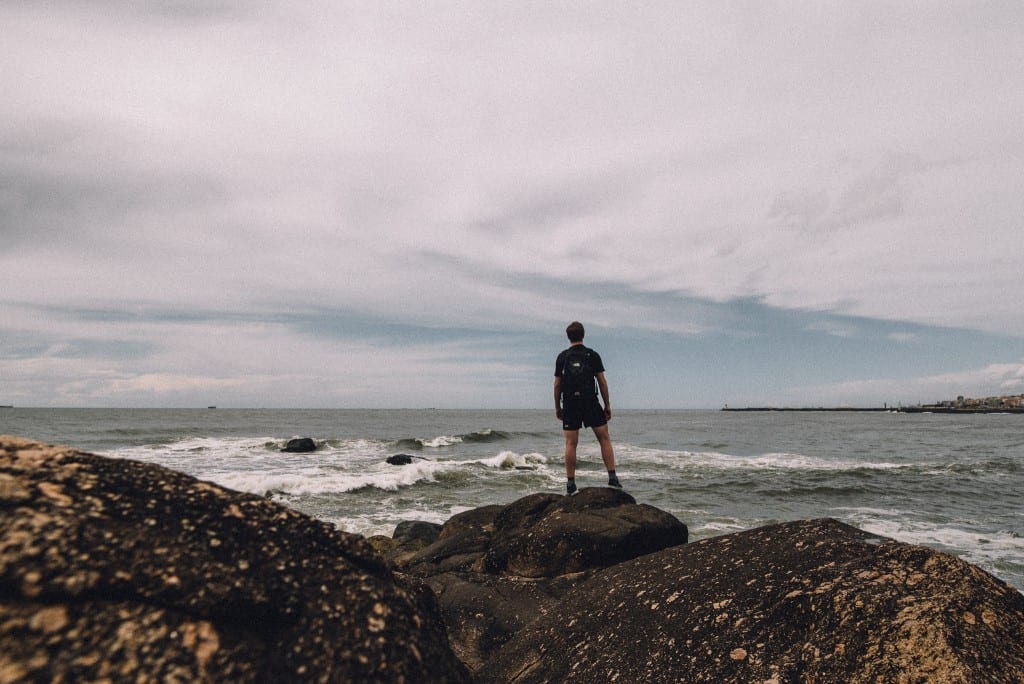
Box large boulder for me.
[393,487,689,670]
[401,488,688,579]
[0,436,469,683]
[478,517,1024,683]
[482,488,688,577]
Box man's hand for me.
[556,407,563,420]
[604,406,612,421]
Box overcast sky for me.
[3,2,1023,409]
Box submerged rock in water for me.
[281,437,317,452]
[477,517,1024,683]
[0,435,470,683]
[386,454,414,465]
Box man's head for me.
[566,321,585,343]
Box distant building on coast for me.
[904,393,1024,413]
[933,394,1024,409]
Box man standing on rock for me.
[554,321,621,495]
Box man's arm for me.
[554,377,563,419]
[596,372,611,420]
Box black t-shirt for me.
[554,344,605,397]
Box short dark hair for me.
[566,321,585,342]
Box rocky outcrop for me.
[386,487,689,670]
[0,436,469,683]
[281,437,317,452]
[8,432,1024,683]
[477,517,1024,683]
[399,488,688,579]
[480,488,688,577]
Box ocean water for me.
[3,408,1022,591]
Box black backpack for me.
[561,347,596,397]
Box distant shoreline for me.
[721,407,890,412]
[896,406,1024,414]
[722,406,1024,414]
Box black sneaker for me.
[608,475,622,488]
[566,480,578,496]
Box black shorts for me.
[562,395,607,431]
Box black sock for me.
[608,470,616,478]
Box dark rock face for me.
[388,487,689,670]
[482,488,689,577]
[478,517,1024,683]
[393,520,443,548]
[281,437,317,452]
[401,488,688,580]
[0,436,469,683]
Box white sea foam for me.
[328,501,494,537]
[859,519,1020,551]
[420,435,463,447]
[214,459,446,495]
[830,506,906,517]
[618,443,909,473]
[328,508,453,537]
[140,445,555,498]
[471,450,548,469]
[106,435,393,466]
[693,520,750,534]
[321,438,392,458]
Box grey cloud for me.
[129,1,256,23]
[766,154,949,236]
[1,121,227,251]
[767,189,831,231]
[467,168,642,237]
[14,0,262,24]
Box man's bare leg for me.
[592,423,621,487]
[592,423,615,471]
[563,429,580,479]
[563,429,580,495]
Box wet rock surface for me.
[0,436,469,683]
[383,487,689,671]
[477,517,1024,683]
[399,488,689,579]
[281,437,317,453]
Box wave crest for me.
[392,429,510,449]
